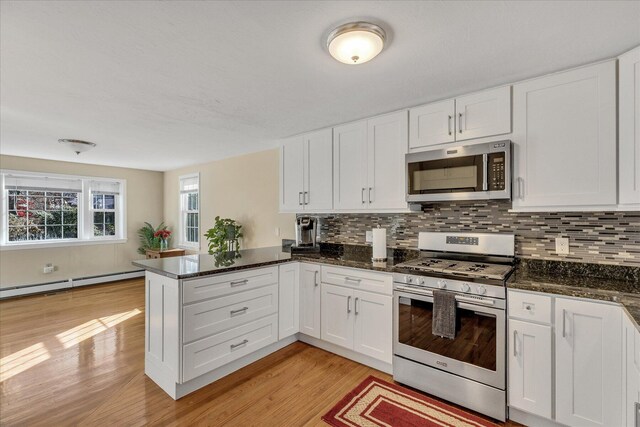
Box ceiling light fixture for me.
[327,21,386,65]
[58,139,97,155]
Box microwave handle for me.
[482,154,488,191]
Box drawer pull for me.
[344,277,362,284]
[314,270,319,287]
[230,279,249,287]
[230,339,249,350]
[230,306,249,316]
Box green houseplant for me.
[137,222,169,254]
[204,216,243,255]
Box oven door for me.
[393,289,505,389]
[406,141,511,202]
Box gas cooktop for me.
[395,257,514,281]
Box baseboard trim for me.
[0,270,144,299]
[508,407,562,427]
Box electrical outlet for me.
[43,263,54,274]
[555,237,569,255]
[274,227,280,237]
[365,230,373,243]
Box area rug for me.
[322,376,499,427]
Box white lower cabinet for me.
[321,281,392,364]
[299,263,321,339]
[624,313,640,427]
[555,298,622,427]
[508,319,552,418]
[278,263,299,340]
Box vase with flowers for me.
[154,229,172,252]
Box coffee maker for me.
[294,216,318,248]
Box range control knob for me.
[437,280,447,289]
[461,283,471,292]
[419,278,426,285]
[406,276,414,284]
[477,285,487,295]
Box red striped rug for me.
[322,376,499,427]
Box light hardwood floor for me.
[0,279,521,426]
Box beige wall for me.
[0,155,164,288]
[164,149,295,253]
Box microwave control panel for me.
[488,152,506,191]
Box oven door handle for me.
[456,295,495,306]
[394,289,504,313]
[395,287,496,306]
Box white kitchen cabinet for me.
[321,283,354,349]
[624,313,640,427]
[619,46,640,209]
[333,120,368,210]
[280,128,333,212]
[278,263,299,340]
[409,86,511,150]
[512,60,617,211]
[409,99,455,150]
[333,111,408,211]
[299,263,321,339]
[555,297,622,427]
[352,290,392,364]
[508,319,552,419]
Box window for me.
[1,171,126,247]
[179,174,199,249]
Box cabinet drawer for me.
[183,266,278,304]
[182,313,278,382]
[321,266,392,295]
[183,284,278,343]
[508,290,552,324]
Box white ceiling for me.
[1,1,639,171]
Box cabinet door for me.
[299,263,321,339]
[367,111,408,210]
[512,60,616,210]
[333,121,368,210]
[278,263,299,340]
[455,86,511,141]
[508,319,552,418]
[280,137,304,211]
[304,128,333,211]
[619,46,640,208]
[555,298,622,427]
[321,283,354,349]
[409,99,455,150]
[624,314,640,427]
[353,290,392,363]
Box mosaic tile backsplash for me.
[308,201,640,267]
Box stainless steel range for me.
[392,232,515,421]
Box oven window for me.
[398,297,497,371]
[408,156,483,194]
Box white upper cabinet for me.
[619,46,640,209]
[512,60,617,211]
[280,128,332,212]
[334,111,408,211]
[409,99,455,150]
[367,111,409,210]
[555,297,622,427]
[409,86,511,151]
[455,86,512,141]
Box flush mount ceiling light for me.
[58,139,97,155]
[327,21,386,65]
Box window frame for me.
[178,173,200,251]
[0,170,127,250]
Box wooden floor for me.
[0,279,522,426]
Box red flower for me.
[154,229,172,240]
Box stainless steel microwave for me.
[406,141,511,203]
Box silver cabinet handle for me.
[361,188,366,204]
[458,113,463,134]
[344,276,362,284]
[347,295,352,313]
[517,177,525,200]
[448,115,452,135]
[368,187,373,203]
[314,270,319,286]
[482,153,488,191]
[562,309,567,338]
[298,191,303,206]
[513,330,518,356]
[230,339,249,350]
[304,191,309,205]
[230,306,248,316]
[354,297,359,315]
[230,279,248,287]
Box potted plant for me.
[137,222,170,254]
[204,216,243,255]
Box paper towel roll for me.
[372,228,387,260]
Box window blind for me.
[90,180,121,194]
[4,174,83,192]
[180,175,199,194]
